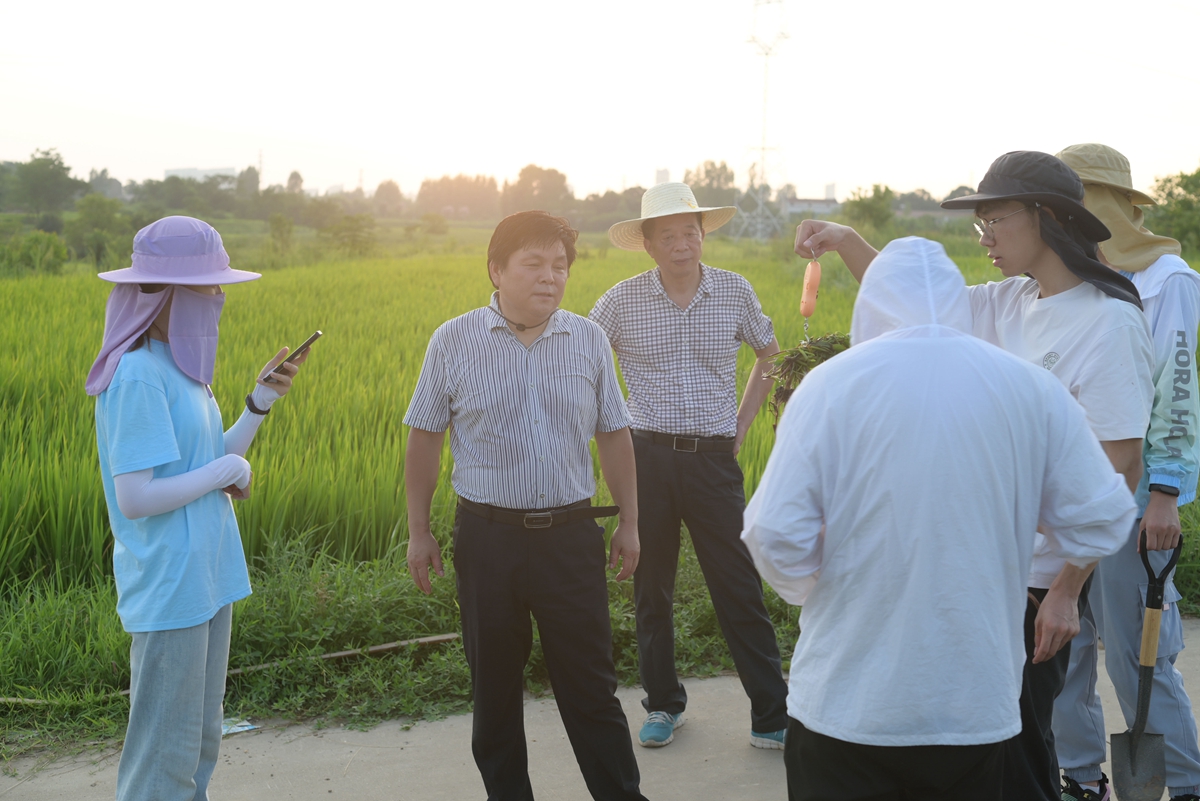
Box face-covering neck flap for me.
[167,287,225,385]
[86,285,225,395]
[1085,184,1181,273]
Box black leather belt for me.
[457,497,619,529]
[632,429,736,453]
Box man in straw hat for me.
[590,182,789,750]
[1051,143,1200,801]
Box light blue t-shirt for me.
[95,339,251,633]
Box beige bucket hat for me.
[1057,143,1157,206]
[608,182,737,251]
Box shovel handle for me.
[1139,610,1163,668]
[1137,532,1185,594]
[1137,533,1183,669]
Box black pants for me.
[632,435,789,733]
[1001,582,1091,801]
[453,507,647,801]
[785,718,1005,801]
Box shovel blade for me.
[1110,731,1166,801]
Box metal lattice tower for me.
[732,0,787,242]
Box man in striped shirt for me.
[590,182,789,750]
[404,211,648,801]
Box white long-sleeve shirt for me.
[1122,254,1200,511]
[743,237,1136,747]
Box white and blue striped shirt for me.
[404,293,632,510]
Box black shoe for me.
[1169,795,1200,801]
[1062,774,1109,801]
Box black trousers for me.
[1001,582,1091,801]
[785,718,1005,801]
[632,435,789,733]
[453,507,647,801]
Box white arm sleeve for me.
[112,454,251,520]
[224,408,266,457]
[223,383,281,456]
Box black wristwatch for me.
[1149,483,1180,497]
[245,393,271,416]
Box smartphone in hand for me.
[265,330,322,383]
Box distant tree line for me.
[0,150,412,231]
[0,150,425,271]
[3,147,1198,275]
[413,160,747,232]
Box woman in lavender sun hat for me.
[87,216,312,801]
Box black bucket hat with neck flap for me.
[942,150,1142,309]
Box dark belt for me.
[457,497,619,529]
[632,429,736,453]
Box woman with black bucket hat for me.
[793,150,1155,801]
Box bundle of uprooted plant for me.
[764,332,851,426]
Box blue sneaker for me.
[638,711,685,747]
[750,728,786,750]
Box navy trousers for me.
[453,506,647,801]
[631,434,789,733]
[1001,583,1090,800]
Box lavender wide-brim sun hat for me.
[97,216,261,285]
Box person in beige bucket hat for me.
[590,182,790,750]
[1051,144,1200,801]
[1060,143,1182,272]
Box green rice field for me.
[0,233,879,585]
[5,224,1200,756]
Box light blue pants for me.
[116,604,232,801]
[1053,523,1200,796]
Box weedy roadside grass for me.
[1,535,801,762]
[4,224,1199,762]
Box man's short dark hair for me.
[487,211,579,280]
[641,212,704,241]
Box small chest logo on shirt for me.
[1043,352,1060,369]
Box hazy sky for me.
[3,0,1198,201]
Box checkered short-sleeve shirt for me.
[589,264,775,437]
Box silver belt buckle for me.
[523,512,554,529]
[673,436,699,453]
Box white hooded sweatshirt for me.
[742,237,1135,747]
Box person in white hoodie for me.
[743,236,1135,801]
[1050,143,1200,801]
[794,151,1156,800]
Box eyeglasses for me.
[974,203,1038,238]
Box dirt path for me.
[7,621,1199,800]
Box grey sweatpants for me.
[1053,522,1200,796]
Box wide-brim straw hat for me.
[941,151,1110,242]
[98,215,261,285]
[1057,143,1157,206]
[608,182,737,251]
